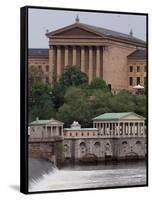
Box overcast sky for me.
[28,8,146,48]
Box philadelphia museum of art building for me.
[28,17,147,93]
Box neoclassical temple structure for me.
[29,17,147,93]
[29,112,146,163]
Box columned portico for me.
[89,46,93,83]
[57,46,61,79]
[96,46,100,78]
[53,45,103,82]
[72,46,77,65]
[81,46,85,72]
[64,46,69,66]
[49,46,54,82]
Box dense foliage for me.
[29,65,147,127]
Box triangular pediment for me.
[120,113,145,120]
[47,23,105,38]
[54,27,102,37]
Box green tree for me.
[88,90,112,118]
[29,81,55,122]
[134,94,146,117]
[59,65,88,87]
[57,87,91,127]
[51,82,66,110]
[109,90,136,113]
[89,78,109,91]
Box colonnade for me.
[49,45,102,82]
[94,121,145,137]
[44,125,63,137]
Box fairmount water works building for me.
[28,112,146,164]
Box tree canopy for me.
[59,65,88,87]
[29,65,147,127]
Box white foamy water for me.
[29,162,146,192]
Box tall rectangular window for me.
[144,65,146,72]
[46,65,49,72]
[137,77,140,85]
[137,66,140,72]
[144,77,147,85]
[129,66,133,72]
[129,77,133,86]
[38,65,42,70]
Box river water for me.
[29,159,147,192]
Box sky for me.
[28,8,147,48]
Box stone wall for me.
[63,137,146,163]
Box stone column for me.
[137,122,140,136]
[81,46,85,72]
[64,46,68,66]
[118,122,120,136]
[72,46,77,65]
[49,46,54,83]
[103,123,105,135]
[111,122,113,136]
[56,127,58,136]
[139,122,142,135]
[89,46,93,83]
[133,122,135,136]
[51,126,53,137]
[57,46,61,79]
[108,123,110,136]
[123,122,125,136]
[45,126,47,138]
[96,46,100,78]
[126,123,128,135]
[113,123,116,136]
[61,126,63,136]
[142,122,145,135]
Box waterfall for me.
[28,158,58,188]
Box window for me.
[137,77,140,85]
[144,77,147,85]
[87,132,89,136]
[144,65,146,72]
[108,84,111,91]
[38,65,42,70]
[129,66,133,72]
[46,65,49,72]
[46,77,49,83]
[129,77,133,86]
[137,66,140,72]
[76,132,78,136]
[82,132,84,136]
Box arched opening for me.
[136,140,141,145]
[64,144,69,152]
[80,142,86,150]
[94,142,100,148]
[122,141,128,145]
[125,152,139,159]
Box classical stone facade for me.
[29,112,146,164]
[28,18,147,93]
[28,118,64,165]
[127,49,147,91]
